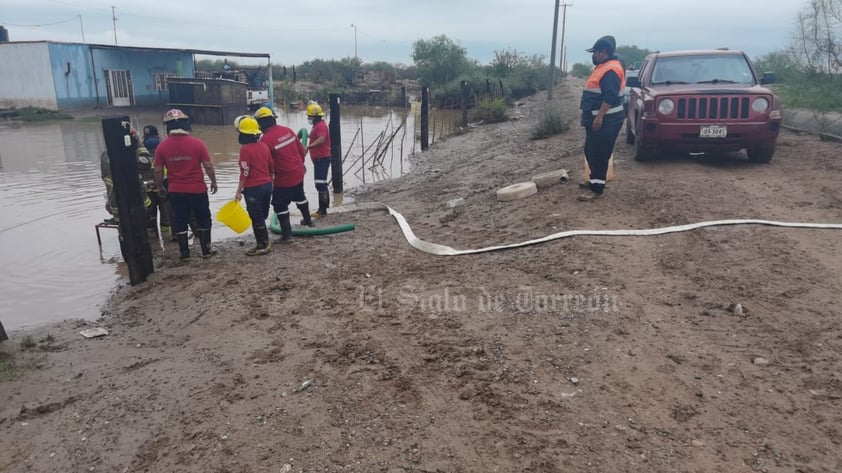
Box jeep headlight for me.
[658,99,675,115]
[752,97,770,113]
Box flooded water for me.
[0,106,459,331]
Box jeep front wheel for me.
[747,145,775,163]
[633,132,657,161]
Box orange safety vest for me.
[583,59,626,115]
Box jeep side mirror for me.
[760,71,776,85]
[626,76,642,88]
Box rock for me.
[446,198,465,208]
[691,439,705,447]
[753,357,770,366]
[280,465,292,473]
[569,377,579,385]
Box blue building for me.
[0,41,270,111]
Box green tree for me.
[412,35,470,86]
[490,48,527,77]
[615,45,652,69]
[570,62,593,79]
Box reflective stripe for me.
[584,87,602,93]
[273,136,297,150]
[589,179,607,185]
[592,105,624,115]
[294,200,308,205]
[314,179,328,184]
[276,210,289,216]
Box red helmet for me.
[163,108,189,122]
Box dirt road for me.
[2,78,841,473]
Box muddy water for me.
[0,106,458,331]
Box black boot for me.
[297,202,314,227]
[197,228,218,258]
[317,191,329,217]
[176,232,191,261]
[273,213,293,244]
[246,224,271,256]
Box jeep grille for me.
[676,96,750,120]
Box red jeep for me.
[626,49,781,162]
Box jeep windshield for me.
[650,54,755,86]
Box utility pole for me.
[350,24,358,60]
[78,14,86,43]
[559,3,572,76]
[547,0,560,99]
[111,6,117,45]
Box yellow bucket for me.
[216,200,252,234]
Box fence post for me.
[328,93,343,194]
[102,117,153,285]
[421,86,429,151]
[461,80,469,128]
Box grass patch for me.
[2,107,73,122]
[0,352,15,381]
[20,335,36,350]
[470,97,508,124]
[532,102,570,139]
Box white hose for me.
[331,203,842,256]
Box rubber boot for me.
[273,213,293,244]
[257,226,271,254]
[197,228,218,258]
[316,191,329,217]
[246,224,271,256]
[176,232,191,261]
[297,202,314,227]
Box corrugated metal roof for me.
[0,40,269,58]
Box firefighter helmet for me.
[163,108,189,122]
[237,116,261,135]
[306,102,324,117]
[254,106,275,119]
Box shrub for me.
[532,102,569,139]
[470,98,508,124]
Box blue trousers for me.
[243,182,272,226]
[313,158,331,193]
[168,192,211,234]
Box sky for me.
[1,0,804,68]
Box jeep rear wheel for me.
[747,145,775,163]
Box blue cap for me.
[587,35,616,54]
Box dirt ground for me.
[2,78,841,473]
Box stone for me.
[753,357,770,366]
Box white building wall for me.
[0,43,58,110]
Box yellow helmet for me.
[233,114,250,129]
[306,102,324,117]
[237,116,261,135]
[254,106,275,119]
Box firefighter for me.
[254,106,313,244]
[579,35,625,201]
[153,109,218,261]
[100,128,151,224]
[234,116,274,255]
[304,102,331,217]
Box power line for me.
[0,15,80,28]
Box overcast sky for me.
[2,0,803,68]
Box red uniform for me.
[154,134,211,193]
[238,141,274,188]
[259,125,306,188]
[308,120,331,160]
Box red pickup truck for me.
[626,49,781,162]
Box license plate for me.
[700,125,727,138]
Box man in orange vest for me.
[579,35,625,201]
